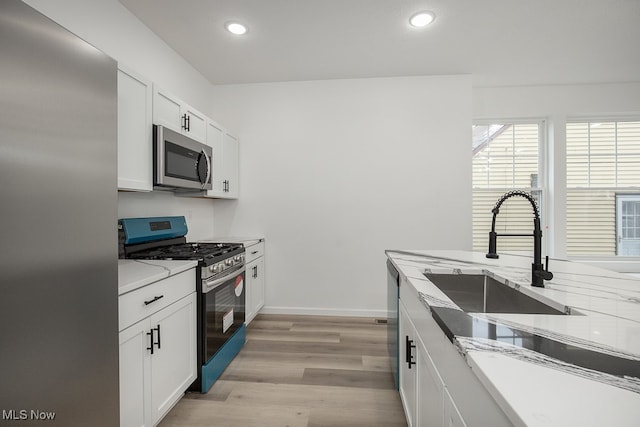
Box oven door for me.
[202,266,246,363]
[154,124,212,190]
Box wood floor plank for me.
[242,338,390,357]
[301,368,395,390]
[247,328,341,343]
[339,331,388,345]
[158,398,310,427]
[362,355,394,372]
[157,314,407,427]
[230,349,365,371]
[245,319,294,330]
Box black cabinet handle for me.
[154,325,161,350]
[253,265,258,278]
[144,295,164,305]
[405,335,416,369]
[181,113,187,130]
[146,330,154,354]
[186,114,191,131]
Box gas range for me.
[118,216,248,394]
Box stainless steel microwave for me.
[153,125,212,191]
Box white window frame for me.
[472,118,548,254]
[616,194,640,256]
[564,116,640,265]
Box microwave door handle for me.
[200,149,211,188]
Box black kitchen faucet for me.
[486,190,553,287]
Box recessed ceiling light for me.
[409,11,435,28]
[226,22,247,35]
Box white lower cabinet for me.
[119,269,197,427]
[399,301,417,427]
[417,338,445,427]
[245,240,265,324]
[398,272,509,427]
[444,389,467,427]
[400,300,445,427]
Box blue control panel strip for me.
[201,325,246,393]
[118,216,188,244]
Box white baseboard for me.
[259,305,388,319]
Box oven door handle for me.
[203,265,246,293]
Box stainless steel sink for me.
[424,273,567,315]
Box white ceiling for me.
[119,0,640,87]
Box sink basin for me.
[424,273,566,315]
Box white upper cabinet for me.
[222,132,239,198]
[117,65,152,191]
[117,67,239,197]
[153,86,206,143]
[205,120,239,199]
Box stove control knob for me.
[234,255,242,262]
[225,259,233,266]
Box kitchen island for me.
[387,250,640,426]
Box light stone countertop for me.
[386,249,640,427]
[118,259,198,296]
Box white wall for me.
[24,0,217,239]
[473,82,640,270]
[209,76,472,316]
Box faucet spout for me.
[485,190,553,287]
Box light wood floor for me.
[159,314,407,427]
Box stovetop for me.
[119,216,245,266]
[127,242,244,264]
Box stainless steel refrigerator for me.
[0,1,119,425]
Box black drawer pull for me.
[406,335,416,369]
[144,295,164,305]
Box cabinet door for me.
[222,133,239,198]
[253,257,265,317]
[399,301,417,427]
[119,320,152,427]
[416,338,444,427]
[245,257,265,324]
[117,66,152,191]
[153,87,182,133]
[149,293,197,425]
[184,106,206,143]
[206,121,225,197]
[444,389,467,427]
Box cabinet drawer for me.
[245,240,264,263]
[119,269,195,331]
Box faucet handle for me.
[542,256,554,280]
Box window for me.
[566,120,640,257]
[617,195,640,256]
[472,122,543,252]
